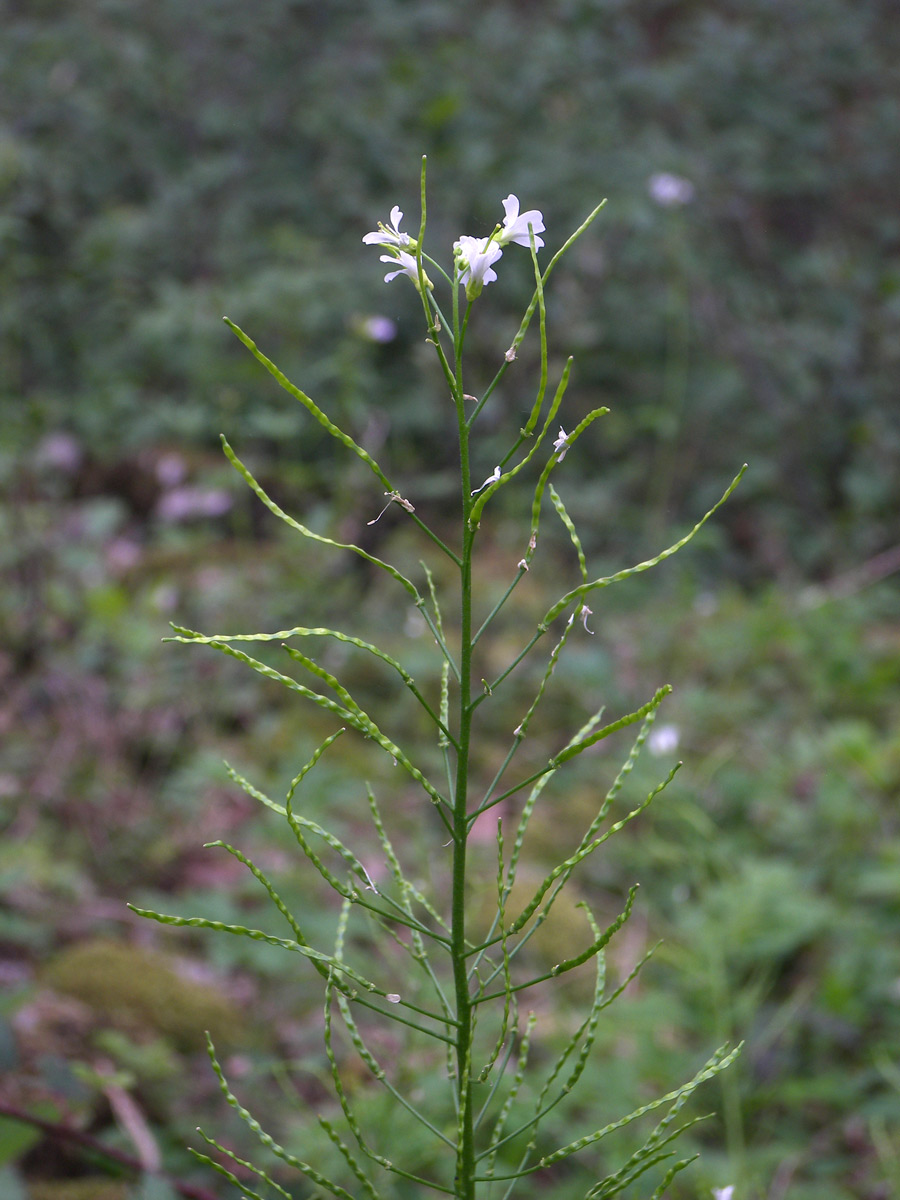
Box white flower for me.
[498,194,545,248]
[553,427,570,461]
[648,172,695,208]
[363,205,411,247]
[454,235,503,299]
[712,1188,735,1200]
[379,250,431,291]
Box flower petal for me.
[499,195,545,248]
[363,206,411,246]
[502,194,520,224]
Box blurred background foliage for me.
[2,0,899,1197]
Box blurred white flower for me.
[647,723,680,756]
[498,194,545,248]
[694,590,719,617]
[455,235,503,299]
[363,205,411,247]
[360,314,398,343]
[712,1188,735,1200]
[404,607,427,638]
[648,172,695,208]
[553,426,570,461]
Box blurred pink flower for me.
[156,486,232,523]
[360,315,398,343]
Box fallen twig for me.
[0,1100,220,1200]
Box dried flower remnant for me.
[367,491,416,525]
[471,465,501,495]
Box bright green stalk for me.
[450,288,478,1200]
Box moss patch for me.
[41,939,239,1053]
[28,1181,127,1200]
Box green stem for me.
[471,567,527,645]
[451,328,476,1200]
[466,200,606,430]
[470,628,545,712]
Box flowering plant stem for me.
[134,157,744,1199]
[451,405,484,1195]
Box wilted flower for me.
[455,235,503,300]
[471,465,501,495]
[498,194,545,248]
[553,427,570,461]
[648,172,695,208]
[363,205,411,247]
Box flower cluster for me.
[364,194,545,300]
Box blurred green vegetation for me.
[2,0,899,1198]
[4,0,899,575]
